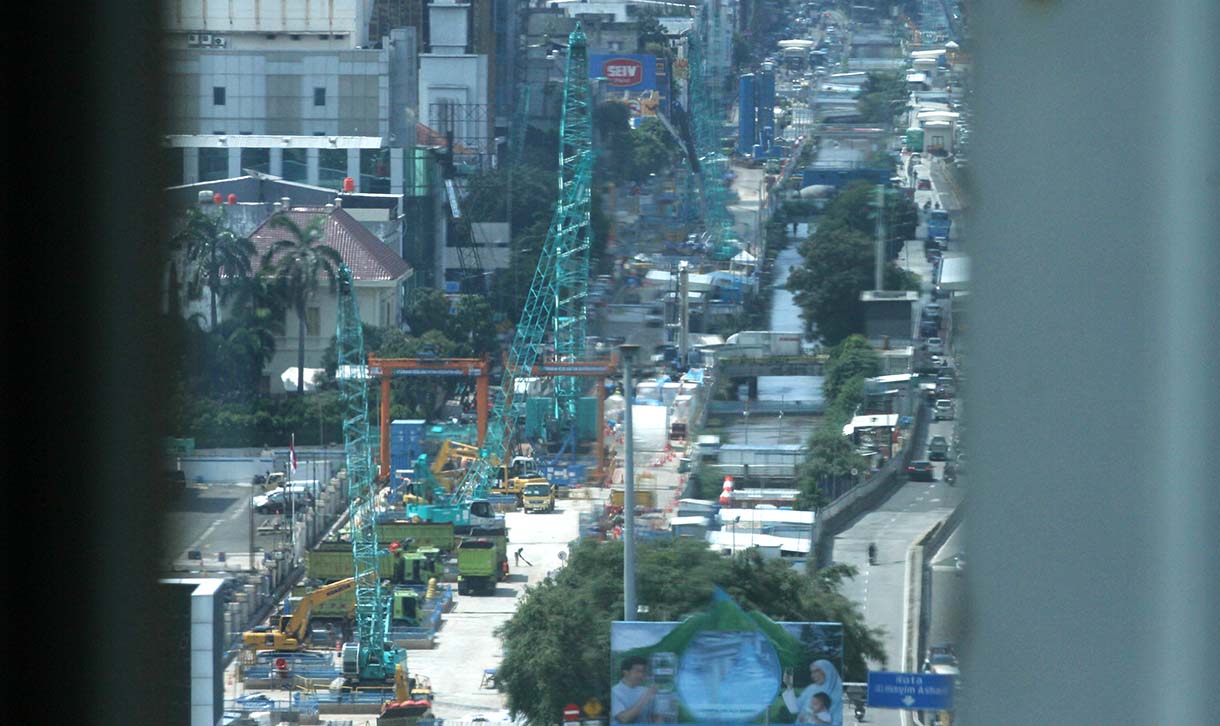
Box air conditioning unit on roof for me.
[187,33,200,45]
[213,36,227,47]
[200,34,213,46]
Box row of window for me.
[213,87,326,106]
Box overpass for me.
[716,355,825,378]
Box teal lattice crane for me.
[447,24,594,506]
[687,5,739,258]
[335,264,405,686]
[549,23,594,435]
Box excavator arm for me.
[282,576,359,644]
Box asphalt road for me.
[833,416,964,726]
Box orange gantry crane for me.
[366,354,491,481]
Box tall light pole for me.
[620,343,640,621]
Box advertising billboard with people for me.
[610,590,844,724]
[589,53,669,120]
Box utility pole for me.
[620,343,639,621]
[678,262,690,367]
[875,184,887,290]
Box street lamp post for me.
[620,343,640,621]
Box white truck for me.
[724,331,805,356]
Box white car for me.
[934,399,955,421]
[253,485,314,514]
[923,337,945,354]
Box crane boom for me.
[443,24,594,510]
[336,264,403,684]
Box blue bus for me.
[927,208,952,241]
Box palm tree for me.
[173,207,256,330]
[261,213,343,395]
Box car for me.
[927,435,950,460]
[923,303,944,320]
[253,485,315,514]
[906,460,935,481]
[917,178,932,190]
[923,337,945,354]
[934,399,955,421]
[923,643,959,673]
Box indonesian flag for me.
[290,433,298,473]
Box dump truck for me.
[521,482,557,513]
[456,539,501,595]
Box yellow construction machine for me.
[241,576,359,652]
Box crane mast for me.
[450,24,594,505]
[687,4,739,256]
[335,264,400,683]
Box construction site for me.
[161,4,773,722]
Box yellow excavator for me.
[429,439,550,504]
[241,576,359,652]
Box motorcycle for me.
[943,465,957,486]
[867,543,877,566]
[854,701,866,722]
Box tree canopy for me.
[787,184,922,346]
[496,538,887,724]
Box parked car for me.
[923,337,945,354]
[906,460,936,481]
[253,485,315,514]
[923,303,944,320]
[934,399,956,421]
[927,435,950,460]
[917,178,932,190]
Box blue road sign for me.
[867,671,955,710]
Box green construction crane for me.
[687,5,740,258]
[335,264,406,687]
[441,24,595,512]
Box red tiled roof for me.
[249,207,410,282]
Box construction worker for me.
[514,547,532,567]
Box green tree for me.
[173,207,256,330]
[787,188,921,345]
[403,287,452,336]
[821,181,919,252]
[261,213,343,396]
[495,539,886,724]
[787,220,874,345]
[823,335,881,405]
[451,294,499,357]
[855,72,908,125]
[628,118,677,181]
[795,426,867,512]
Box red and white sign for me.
[603,58,644,87]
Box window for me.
[314,87,326,106]
[282,148,308,182]
[198,147,228,181]
[213,87,226,105]
[305,307,320,337]
[240,147,270,175]
[290,34,301,41]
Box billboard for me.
[590,53,668,119]
[611,590,845,725]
